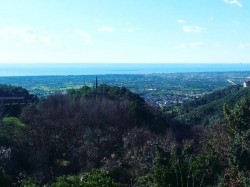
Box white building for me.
[243,81,250,87]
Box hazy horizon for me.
[1,63,250,76]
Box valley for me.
[1,71,249,108]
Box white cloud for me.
[75,29,92,44]
[239,43,250,49]
[176,42,205,49]
[224,0,242,7]
[177,19,185,24]
[0,27,53,44]
[182,26,203,33]
[98,26,116,33]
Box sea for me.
[0,63,250,76]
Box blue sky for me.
[0,0,249,63]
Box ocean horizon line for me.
[1,63,250,77]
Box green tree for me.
[0,117,25,147]
[52,169,118,187]
[152,147,176,187]
[223,97,250,186]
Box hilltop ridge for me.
[169,85,250,126]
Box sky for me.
[0,0,249,64]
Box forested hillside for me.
[0,84,250,186]
[169,85,250,126]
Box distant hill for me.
[170,85,250,126]
[43,84,169,133]
[0,84,38,117]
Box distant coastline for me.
[0,63,250,76]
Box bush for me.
[52,169,118,187]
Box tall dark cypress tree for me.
[96,76,98,89]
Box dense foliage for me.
[170,85,250,126]
[0,84,249,186]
